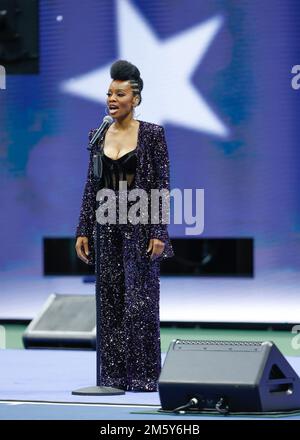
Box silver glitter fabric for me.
[75,120,174,391]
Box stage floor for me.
[1,269,300,323]
[0,348,300,420]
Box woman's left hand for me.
[147,238,165,260]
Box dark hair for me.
[110,59,143,105]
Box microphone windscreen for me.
[103,115,114,124]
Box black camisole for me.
[101,149,137,191]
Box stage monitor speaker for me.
[23,294,96,349]
[158,339,300,413]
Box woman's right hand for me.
[75,236,90,264]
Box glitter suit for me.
[76,120,174,391]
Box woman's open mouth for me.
[109,106,119,114]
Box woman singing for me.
[75,59,174,392]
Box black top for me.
[101,149,137,190]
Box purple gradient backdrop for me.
[0,0,299,280]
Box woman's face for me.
[106,80,138,119]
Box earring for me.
[105,105,110,115]
[133,105,141,119]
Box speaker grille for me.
[33,295,96,332]
[174,339,269,347]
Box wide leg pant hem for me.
[99,376,158,392]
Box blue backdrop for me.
[1,0,299,283]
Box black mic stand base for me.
[72,386,125,396]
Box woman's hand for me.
[75,236,90,264]
[147,238,165,260]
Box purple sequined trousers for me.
[76,120,175,392]
[95,192,161,392]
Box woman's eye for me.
[106,93,124,97]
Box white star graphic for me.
[61,0,228,137]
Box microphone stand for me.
[72,249,125,395]
[72,236,125,395]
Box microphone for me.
[88,115,113,150]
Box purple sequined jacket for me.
[76,120,175,265]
